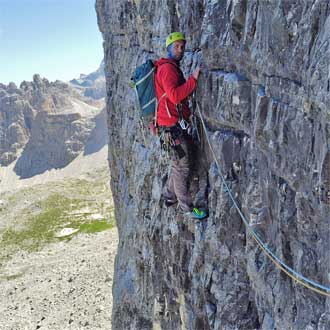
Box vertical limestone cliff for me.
[96,1,330,329]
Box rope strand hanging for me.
[194,100,330,297]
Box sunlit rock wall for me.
[96,1,330,329]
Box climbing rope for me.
[195,101,330,297]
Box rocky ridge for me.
[96,1,330,330]
[70,60,106,100]
[0,65,106,178]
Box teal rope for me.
[195,101,330,295]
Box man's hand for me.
[192,67,201,80]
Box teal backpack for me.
[130,59,157,119]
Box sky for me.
[0,0,104,85]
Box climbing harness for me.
[195,100,330,297]
[159,124,187,160]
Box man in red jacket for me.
[155,32,207,219]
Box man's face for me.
[172,40,186,61]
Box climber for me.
[154,32,207,220]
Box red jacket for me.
[154,58,196,127]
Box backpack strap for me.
[142,96,157,111]
[136,66,155,86]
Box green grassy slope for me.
[0,166,114,266]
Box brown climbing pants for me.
[162,130,194,212]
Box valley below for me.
[0,148,117,330]
[0,64,117,330]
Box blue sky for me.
[0,0,104,85]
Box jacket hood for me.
[154,57,180,68]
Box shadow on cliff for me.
[83,108,108,155]
[14,146,75,179]
[13,109,108,179]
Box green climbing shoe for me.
[188,208,208,219]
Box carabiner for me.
[179,118,189,130]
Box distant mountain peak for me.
[0,64,106,171]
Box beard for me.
[175,53,184,61]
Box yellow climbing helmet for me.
[166,32,186,48]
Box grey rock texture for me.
[0,70,106,178]
[0,83,33,166]
[14,111,93,178]
[96,1,330,329]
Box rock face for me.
[0,70,106,178]
[0,83,33,166]
[96,1,330,329]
